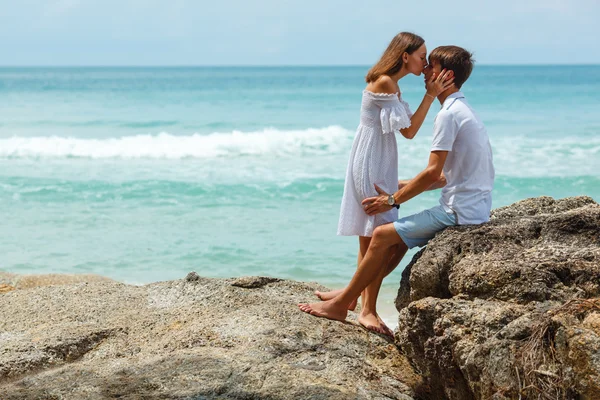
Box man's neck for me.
[437,87,460,105]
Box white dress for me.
[337,90,413,237]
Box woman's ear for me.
[402,52,408,63]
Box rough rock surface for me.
[395,196,600,399]
[3,196,597,400]
[0,274,421,399]
[0,271,113,290]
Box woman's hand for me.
[398,179,410,190]
[426,69,455,98]
[361,184,393,216]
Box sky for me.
[1,0,599,66]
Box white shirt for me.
[431,92,495,224]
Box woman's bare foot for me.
[376,315,394,338]
[358,311,393,338]
[314,289,358,311]
[314,288,344,301]
[298,300,348,322]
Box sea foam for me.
[1,127,598,177]
[0,126,352,159]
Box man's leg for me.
[385,243,409,276]
[298,223,403,324]
[314,239,408,334]
[356,206,456,332]
[360,241,408,334]
[316,240,407,313]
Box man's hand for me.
[361,184,394,216]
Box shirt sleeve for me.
[431,110,458,151]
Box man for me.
[299,46,495,331]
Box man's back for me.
[431,92,495,224]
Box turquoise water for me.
[1,66,599,325]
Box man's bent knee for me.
[371,224,402,249]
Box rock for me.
[231,276,281,288]
[185,271,200,282]
[3,196,596,399]
[0,284,15,293]
[395,196,600,400]
[0,276,421,399]
[0,271,113,290]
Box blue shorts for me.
[393,205,457,249]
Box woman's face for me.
[405,44,428,76]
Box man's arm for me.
[362,151,448,216]
[392,151,448,205]
[399,172,446,192]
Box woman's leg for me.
[314,236,372,310]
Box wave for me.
[0,126,352,159]
[489,135,600,177]
[0,127,598,178]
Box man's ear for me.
[447,70,455,79]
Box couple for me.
[299,32,495,337]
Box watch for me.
[387,195,399,209]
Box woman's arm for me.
[399,70,454,140]
[426,172,446,190]
[398,94,435,139]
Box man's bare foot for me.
[314,289,358,311]
[358,312,393,338]
[298,300,348,322]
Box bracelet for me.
[425,93,436,100]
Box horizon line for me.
[0,63,599,68]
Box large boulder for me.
[0,273,421,399]
[395,196,600,400]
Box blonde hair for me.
[365,32,425,83]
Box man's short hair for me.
[429,46,474,89]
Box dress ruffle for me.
[380,103,412,134]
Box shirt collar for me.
[442,91,465,109]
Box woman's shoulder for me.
[366,75,398,95]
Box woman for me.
[314,32,453,336]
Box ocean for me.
[1,66,599,326]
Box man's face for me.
[424,59,443,83]
[423,64,433,84]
